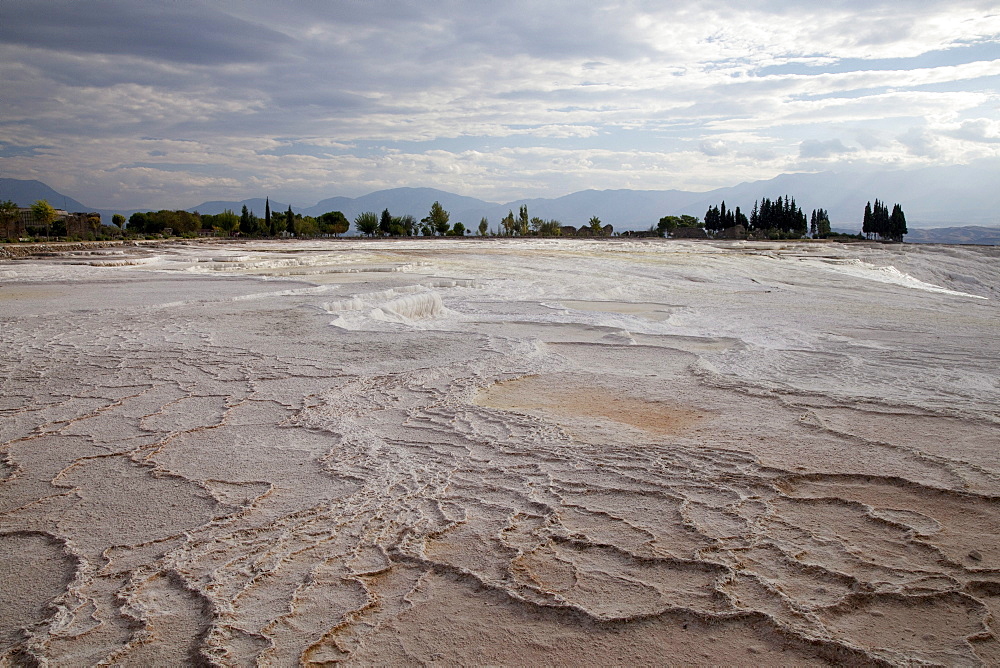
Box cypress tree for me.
[873,200,881,239]
[240,204,252,236]
[380,208,392,236]
[813,208,831,237]
[873,199,890,240]
[265,197,272,236]
[889,203,907,242]
[734,206,746,228]
[792,197,806,236]
[704,205,721,233]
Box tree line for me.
[4,194,908,243]
[354,202,610,238]
[863,199,907,242]
[128,199,608,239]
[121,199,462,238]
[653,195,905,241]
[124,199,350,238]
[1,198,111,241]
[706,196,810,237]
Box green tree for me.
[744,197,806,238]
[31,200,57,239]
[398,214,416,236]
[285,206,295,236]
[297,215,319,236]
[518,205,529,236]
[239,205,253,236]
[426,201,450,236]
[538,219,562,236]
[112,213,126,232]
[589,215,603,236]
[379,208,392,236]
[889,203,907,242]
[319,211,349,237]
[87,213,102,236]
[500,210,517,236]
[734,206,747,228]
[818,210,831,237]
[704,205,722,234]
[253,212,268,237]
[270,202,286,237]
[877,200,890,240]
[657,214,701,236]
[128,212,147,233]
[449,222,466,236]
[867,199,891,240]
[1,200,20,239]
[811,208,831,238]
[216,209,240,236]
[135,210,199,237]
[354,211,379,237]
[265,198,273,236]
[478,217,488,236]
[657,215,680,237]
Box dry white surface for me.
[1,238,999,665]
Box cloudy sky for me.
[2,1,998,209]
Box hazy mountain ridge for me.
[0,179,89,213]
[191,198,293,216]
[305,187,494,221]
[1,161,997,243]
[904,226,1000,245]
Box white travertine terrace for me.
[1,238,999,665]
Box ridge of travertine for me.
[2,238,998,665]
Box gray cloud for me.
[1,1,998,207]
[799,139,855,158]
[948,119,1000,144]
[0,0,290,64]
[897,127,941,157]
[699,139,730,156]
[854,129,888,150]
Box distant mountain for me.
[261,163,995,233]
[188,198,292,216]
[5,162,999,239]
[300,187,496,220]
[471,189,706,231]
[905,226,1000,245]
[0,178,90,212]
[680,163,1000,232]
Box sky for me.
[1,1,998,209]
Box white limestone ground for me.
[1,237,999,665]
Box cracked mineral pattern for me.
[1,237,999,666]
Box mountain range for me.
[0,179,90,213]
[1,161,997,244]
